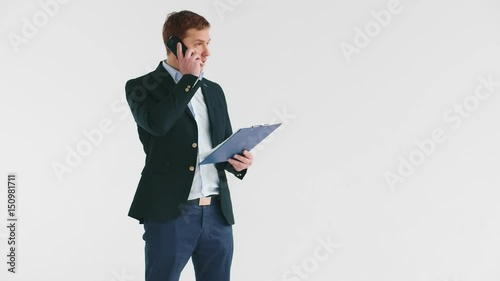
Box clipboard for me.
[200,123,282,165]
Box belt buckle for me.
[199,197,211,206]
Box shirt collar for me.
[162,59,204,84]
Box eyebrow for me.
[194,38,211,43]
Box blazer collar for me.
[153,61,213,119]
[154,61,208,89]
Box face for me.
[168,27,211,70]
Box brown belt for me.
[185,194,220,206]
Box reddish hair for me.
[162,10,210,53]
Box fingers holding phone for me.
[176,43,202,77]
[166,36,203,77]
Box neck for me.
[166,54,179,71]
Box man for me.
[125,10,253,281]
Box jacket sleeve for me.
[125,74,200,137]
[216,84,248,180]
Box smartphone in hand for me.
[166,36,188,58]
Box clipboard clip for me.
[251,123,268,129]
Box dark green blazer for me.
[125,61,246,225]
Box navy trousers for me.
[142,200,233,281]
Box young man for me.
[125,10,253,281]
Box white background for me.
[1,0,500,280]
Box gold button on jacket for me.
[124,61,248,226]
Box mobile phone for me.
[166,36,188,58]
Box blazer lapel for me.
[200,81,219,148]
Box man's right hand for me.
[177,42,202,77]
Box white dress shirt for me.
[162,60,220,199]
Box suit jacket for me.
[125,61,246,225]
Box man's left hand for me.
[228,150,253,172]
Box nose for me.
[203,44,211,57]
